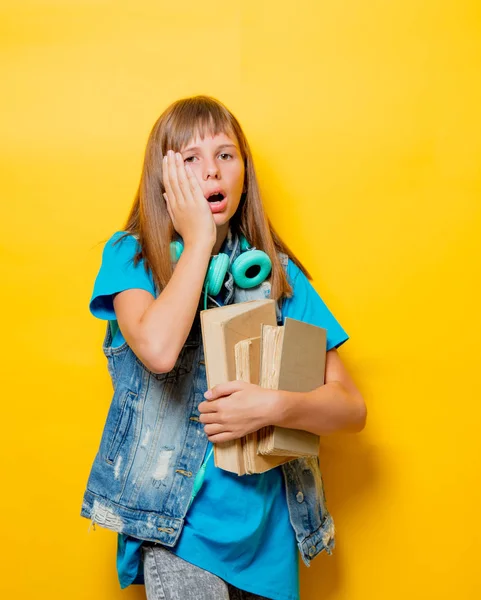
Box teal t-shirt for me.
[90,232,349,599]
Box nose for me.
[202,157,220,180]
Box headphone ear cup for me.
[205,253,230,296]
[231,249,272,289]
[170,241,184,262]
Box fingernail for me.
[204,390,212,399]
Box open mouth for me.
[204,189,228,213]
[206,192,226,203]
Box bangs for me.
[164,96,238,153]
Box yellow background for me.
[1,1,480,598]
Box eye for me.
[183,153,233,163]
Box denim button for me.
[296,491,304,503]
[308,545,316,557]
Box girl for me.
[81,95,366,600]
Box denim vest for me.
[81,232,335,567]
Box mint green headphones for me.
[170,234,272,310]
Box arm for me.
[199,348,366,442]
[113,240,212,374]
[272,348,367,435]
[113,150,217,374]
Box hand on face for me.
[163,132,246,242]
[162,150,217,250]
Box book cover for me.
[258,317,327,457]
[200,299,277,474]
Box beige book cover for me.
[257,317,327,457]
[200,299,278,474]
[235,338,296,474]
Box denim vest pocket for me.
[105,389,138,465]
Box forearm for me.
[140,241,212,370]
[270,382,367,435]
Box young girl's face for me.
[179,131,245,228]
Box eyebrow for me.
[182,143,238,153]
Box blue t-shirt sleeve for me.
[281,260,349,351]
[89,231,156,320]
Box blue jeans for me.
[142,544,270,600]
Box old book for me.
[200,299,278,474]
[257,317,327,457]
[235,338,296,474]
[201,302,327,474]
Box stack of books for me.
[200,299,327,475]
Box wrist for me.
[269,390,296,428]
[183,239,214,255]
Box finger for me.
[185,163,205,200]
[175,154,195,204]
[205,380,248,400]
[204,423,227,436]
[198,400,219,413]
[207,431,237,444]
[162,156,176,206]
[199,411,218,423]
[167,151,185,206]
[163,152,180,205]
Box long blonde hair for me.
[117,95,311,300]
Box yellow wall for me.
[1,1,480,598]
